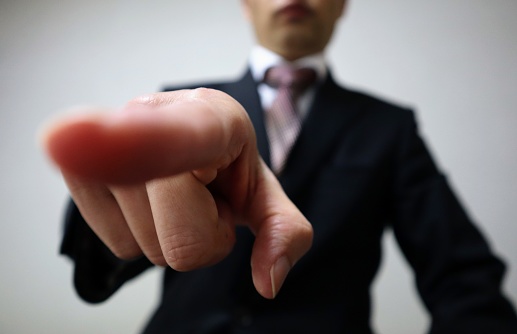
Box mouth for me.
[277,3,314,21]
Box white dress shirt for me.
[248,45,327,120]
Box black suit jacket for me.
[61,70,517,333]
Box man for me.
[41,0,517,333]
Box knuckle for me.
[300,219,314,239]
[126,91,189,109]
[127,93,160,107]
[162,234,206,272]
[188,87,219,100]
[166,247,202,272]
[294,218,314,249]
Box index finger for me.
[40,89,256,184]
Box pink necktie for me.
[264,66,316,174]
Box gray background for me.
[1,0,516,333]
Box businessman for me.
[42,0,517,333]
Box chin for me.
[279,34,319,57]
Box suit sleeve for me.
[390,111,517,333]
[60,199,153,303]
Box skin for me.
[242,0,346,60]
[41,0,346,299]
[41,89,312,299]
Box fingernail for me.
[270,256,291,299]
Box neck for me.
[263,45,322,62]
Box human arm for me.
[390,111,517,333]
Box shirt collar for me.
[249,45,327,84]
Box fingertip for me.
[251,262,273,299]
[249,213,313,299]
[251,255,291,299]
[37,107,91,163]
[36,118,54,154]
[38,106,112,148]
[270,256,291,299]
[37,108,120,182]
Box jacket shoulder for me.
[346,86,413,117]
[161,77,239,93]
[329,81,417,131]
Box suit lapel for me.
[222,70,271,167]
[221,71,361,198]
[280,74,362,196]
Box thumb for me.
[248,165,313,299]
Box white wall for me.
[1,1,516,333]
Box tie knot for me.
[264,66,317,94]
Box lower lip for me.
[279,6,311,20]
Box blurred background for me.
[1,0,516,333]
